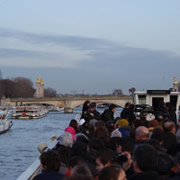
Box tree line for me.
[0,77,57,99]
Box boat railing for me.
[16,140,57,180]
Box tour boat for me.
[0,110,13,134]
[11,106,48,120]
[133,89,180,124]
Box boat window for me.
[170,95,177,109]
[152,97,164,111]
[138,95,146,104]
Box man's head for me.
[96,149,114,172]
[125,102,131,109]
[109,104,117,113]
[133,144,158,173]
[163,121,176,134]
[40,150,61,172]
[135,126,149,141]
[89,103,96,112]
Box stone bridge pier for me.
[64,100,74,113]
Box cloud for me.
[0,27,111,50]
[0,27,179,73]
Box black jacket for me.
[121,108,130,119]
[85,110,101,122]
[33,171,64,180]
[162,132,177,156]
[128,171,160,180]
[168,173,180,180]
[101,109,114,122]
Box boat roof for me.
[134,90,180,95]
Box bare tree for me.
[44,88,57,97]
[112,89,123,96]
[0,79,15,98]
[13,77,35,98]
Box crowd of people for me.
[33,100,180,180]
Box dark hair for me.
[134,119,144,129]
[155,152,174,175]
[82,100,90,114]
[40,150,61,172]
[89,103,96,109]
[94,127,109,139]
[108,137,122,151]
[68,156,84,168]
[70,141,87,159]
[96,149,114,165]
[56,145,70,165]
[89,137,105,152]
[146,139,161,151]
[71,164,92,177]
[95,120,105,129]
[99,165,124,180]
[109,104,117,111]
[162,121,175,133]
[133,144,158,171]
[151,127,163,143]
[69,119,78,131]
[125,102,131,108]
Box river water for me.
[0,108,121,180]
[0,108,83,180]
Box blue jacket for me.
[119,126,130,137]
[33,170,64,180]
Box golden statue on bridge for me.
[173,77,178,92]
[174,77,178,85]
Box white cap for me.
[79,119,85,126]
[146,113,155,121]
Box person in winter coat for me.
[121,103,135,126]
[64,119,78,141]
[166,102,177,124]
[33,150,64,180]
[168,152,180,180]
[155,101,170,122]
[84,103,101,122]
[121,102,131,119]
[101,104,117,123]
[128,144,159,180]
[118,119,130,137]
[162,121,177,156]
[81,100,90,119]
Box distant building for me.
[35,77,44,98]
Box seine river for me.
[0,108,121,180]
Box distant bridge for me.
[2,96,132,113]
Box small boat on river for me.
[0,110,13,134]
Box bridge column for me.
[64,107,73,113]
[64,100,73,113]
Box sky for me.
[0,0,180,94]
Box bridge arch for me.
[68,99,130,109]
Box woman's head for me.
[69,119,78,131]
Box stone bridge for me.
[2,96,132,113]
